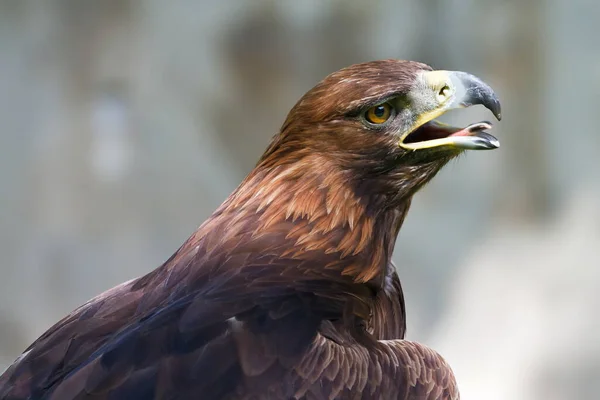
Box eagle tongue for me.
[449,121,493,137]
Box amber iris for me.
[365,103,392,124]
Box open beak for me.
[399,70,502,151]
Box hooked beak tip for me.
[451,71,502,121]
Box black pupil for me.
[374,105,386,118]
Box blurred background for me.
[0,0,598,399]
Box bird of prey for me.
[0,60,501,399]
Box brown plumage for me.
[0,60,501,399]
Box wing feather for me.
[290,334,459,400]
[368,262,406,340]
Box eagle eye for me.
[365,103,393,125]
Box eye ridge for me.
[365,103,393,125]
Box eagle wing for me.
[0,226,367,399]
[0,252,457,400]
[289,334,459,400]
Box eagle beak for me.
[447,71,502,120]
[399,70,502,151]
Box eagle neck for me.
[210,159,414,287]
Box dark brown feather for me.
[0,60,460,400]
[368,261,407,341]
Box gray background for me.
[0,1,598,399]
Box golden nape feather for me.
[0,60,501,399]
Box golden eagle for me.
[0,60,501,399]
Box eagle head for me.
[260,59,502,206]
